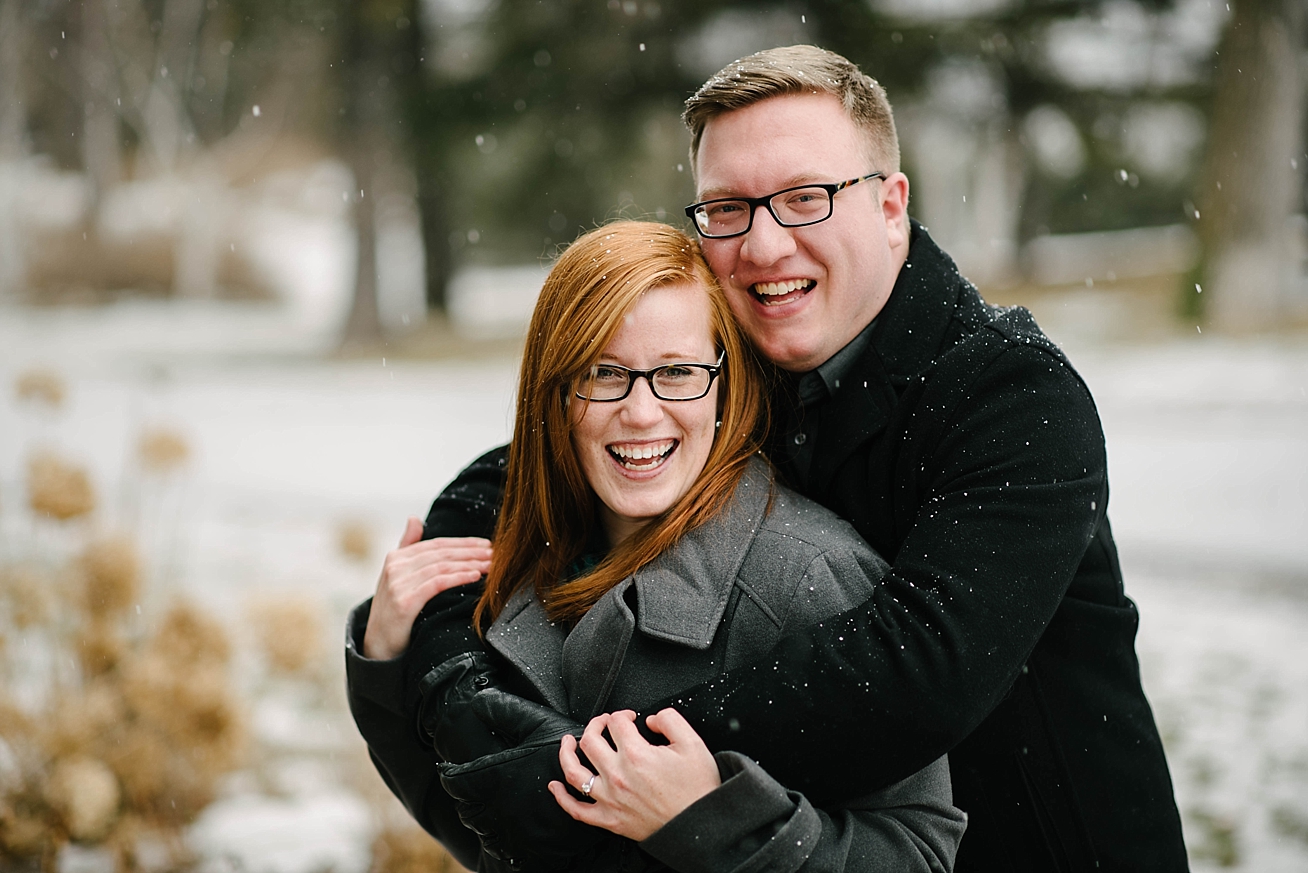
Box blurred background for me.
[1,1,1306,871]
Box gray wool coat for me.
[485,457,966,873]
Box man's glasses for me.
[573,352,725,402]
[685,173,885,240]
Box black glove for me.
[440,688,607,870]
[415,651,512,764]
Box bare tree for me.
[0,0,28,299]
[1195,0,1306,330]
[338,0,413,348]
[81,0,123,208]
[0,0,26,159]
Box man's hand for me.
[417,652,512,764]
[549,709,720,842]
[440,689,606,868]
[361,517,491,661]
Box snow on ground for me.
[1133,576,1308,870]
[1055,335,1308,870]
[1,302,1306,871]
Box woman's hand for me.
[361,517,492,661]
[548,708,721,842]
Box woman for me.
[359,221,964,871]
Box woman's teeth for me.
[609,440,675,469]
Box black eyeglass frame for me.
[684,172,886,240]
[572,351,726,403]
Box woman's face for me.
[570,282,720,547]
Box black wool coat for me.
[361,224,1188,872]
[663,223,1189,872]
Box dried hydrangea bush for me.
[1,536,246,870]
[3,368,468,872]
[2,370,244,871]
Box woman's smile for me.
[607,439,678,472]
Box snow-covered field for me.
[1,300,1305,871]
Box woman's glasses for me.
[573,352,725,402]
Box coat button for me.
[794,433,807,445]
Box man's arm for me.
[644,753,965,873]
[345,598,483,868]
[420,445,508,541]
[402,445,509,716]
[654,336,1108,803]
[344,446,510,858]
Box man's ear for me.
[880,172,911,254]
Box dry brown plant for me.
[0,798,52,861]
[43,681,127,761]
[0,705,57,862]
[147,602,232,668]
[14,369,66,409]
[0,700,35,749]
[247,595,325,676]
[76,621,128,678]
[138,428,191,473]
[79,536,142,621]
[27,451,96,521]
[370,823,466,873]
[45,756,120,842]
[338,519,374,562]
[0,564,55,629]
[2,595,247,865]
[2,410,248,867]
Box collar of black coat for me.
[871,219,983,380]
[484,456,775,717]
[794,221,984,494]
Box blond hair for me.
[684,45,899,175]
[475,221,768,628]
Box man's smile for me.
[751,279,815,306]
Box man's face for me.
[693,93,910,372]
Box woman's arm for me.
[552,710,965,873]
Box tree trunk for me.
[82,0,123,206]
[343,132,384,346]
[416,169,453,313]
[339,1,399,348]
[0,0,27,299]
[397,0,452,314]
[1195,0,1306,331]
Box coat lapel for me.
[560,579,638,720]
[558,457,774,720]
[631,461,769,647]
[807,222,973,499]
[485,586,569,711]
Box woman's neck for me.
[599,508,650,549]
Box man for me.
[346,45,1188,871]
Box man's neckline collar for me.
[788,312,877,406]
[781,220,968,398]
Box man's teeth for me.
[753,279,813,298]
[610,441,675,467]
